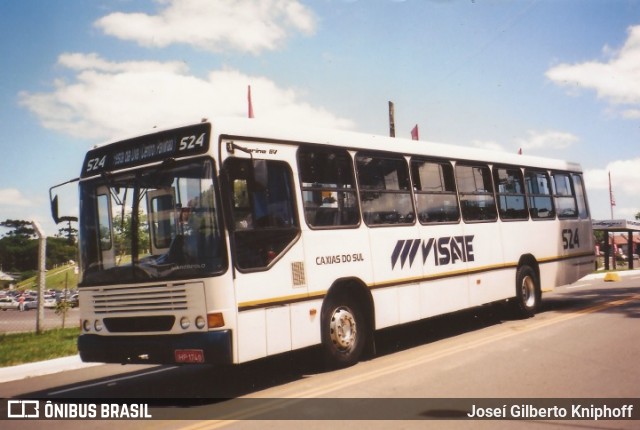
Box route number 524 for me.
[562,228,580,250]
[179,133,205,151]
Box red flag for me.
[248,85,254,119]
[411,124,419,141]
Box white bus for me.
[50,118,594,368]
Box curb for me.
[0,355,101,384]
[580,269,639,281]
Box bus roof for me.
[208,117,584,173]
[89,117,584,174]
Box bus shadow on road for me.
[17,282,639,407]
[17,303,509,403]
[160,304,512,400]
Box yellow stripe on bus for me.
[237,251,594,311]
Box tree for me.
[55,298,72,328]
[0,219,77,274]
[0,219,36,240]
[56,219,78,244]
[0,219,37,273]
[636,212,640,220]
[113,211,150,261]
[47,237,78,267]
[54,271,72,328]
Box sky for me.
[1,0,640,237]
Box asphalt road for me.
[1,271,639,429]
[0,306,80,333]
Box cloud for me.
[0,189,33,208]
[546,25,640,118]
[621,109,640,119]
[584,158,640,195]
[18,53,354,141]
[94,0,316,54]
[514,130,579,152]
[58,52,189,74]
[584,158,640,219]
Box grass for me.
[2,265,80,367]
[15,264,79,292]
[0,328,80,367]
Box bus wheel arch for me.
[320,278,374,368]
[513,255,541,318]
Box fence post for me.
[32,221,46,334]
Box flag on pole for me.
[411,124,419,141]
[248,85,254,119]
[609,171,616,206]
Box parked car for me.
[0,297,18,311]
[19,297,38,311]
[43,295,57,308]
[68,293,79,308]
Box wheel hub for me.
[329,307,357,351]
[521,275,536,308]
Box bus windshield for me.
[78,158,227,286]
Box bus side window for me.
[97,193,113,251]
[455,164,497,222]
[297,147,359,228]
[356,153,415,226]
[411,158,460,223]
[572,174,590,219]
[524,170,555,220]
[552,172,578,219]
[493,166,528,220]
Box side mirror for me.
[49,179,79,224]
[51,194,60,224]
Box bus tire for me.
[513,264,540,318]
[321,293,367,368]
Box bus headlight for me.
[82,320,91,332]
[195,316,206,329]
[180,317,191,330]
[94,320,103,332]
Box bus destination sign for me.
[81,123,211,177]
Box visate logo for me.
[391,235,475,269]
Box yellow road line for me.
[179,293,640,429]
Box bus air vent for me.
[291,261,306,287]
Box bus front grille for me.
[91,284,190,314]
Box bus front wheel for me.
[513,265,540,318]
[321,294,367,368]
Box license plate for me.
[175,349,204,363]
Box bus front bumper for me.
[78,331,232,365]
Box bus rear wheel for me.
[513,265,540,318]
[321,294,367,368]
